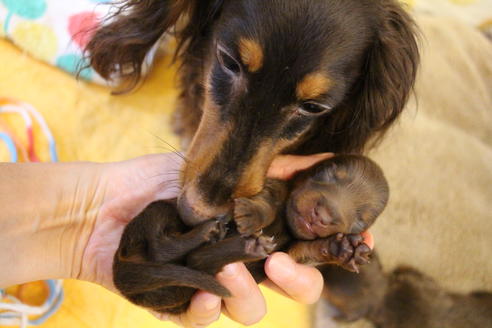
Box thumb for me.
[267,153,334,180]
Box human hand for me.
[80,152,373,327]
[0,151,372,326]
[79,153,184,289]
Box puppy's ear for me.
[331,1,419,153]
[85,0,192,90]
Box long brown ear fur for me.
[325,0,420,154]
[85,0,224,92]
[85,0,192,91]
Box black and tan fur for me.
[86,0,418,317]
[87,0,418,225]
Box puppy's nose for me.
[312,205,338,227]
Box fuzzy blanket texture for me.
[315,12,492,328]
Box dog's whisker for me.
[151,134,186,156]
[147,173,181,181]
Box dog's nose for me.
[177,194,205,226]
[177,187,230,226]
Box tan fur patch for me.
[239,38,264,73]
[296,73,332,100]
[182,94,231,185]
[234,142,273,198]
[234,137,302,198]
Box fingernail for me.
[271,253,296,282]
[150,311,169,321]
[219,263,238,278]
[204,295,221,311]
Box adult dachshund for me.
[87,0,419,316]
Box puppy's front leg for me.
[187,235,277,275]
[288,233,371,273]
[116,201,227,264]
[113,201,231,314]
[234,179,288,235]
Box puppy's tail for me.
[114,262,231,298]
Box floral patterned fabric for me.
[0,0,114,83]
[1,0,490,84]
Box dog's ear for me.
[86,0,224,91]
[328,1,419,154]
[86,0,191,89]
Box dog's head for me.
[87,0,419,224]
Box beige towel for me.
[315,14,492,328]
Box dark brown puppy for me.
[86,0,418,228]
[284,155,388,272]
[319,255,492,328]
[113,155,389,314]
[286,155,389,241]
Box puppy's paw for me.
[244,235,277,259]
[199,216,230,243]
[321,233,371,273]
[234,197,265,236]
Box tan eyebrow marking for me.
[296,73,333,100]
[238,38,264,73]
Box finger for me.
[216,263,266,326]
[150,310,170,322]
[177,291,222,328]
[264,252,323,304]
[260,278,291,299]
[267,153,334,180]
[361,231,374,249]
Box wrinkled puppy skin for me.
[112,155,389,314]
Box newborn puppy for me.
[284,155,388,272]
[287,155,389,240]
[319,255,492,328]
[113,155,389,314]
[113,202,278,314]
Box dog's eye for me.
[298,102,332,116]
[217,46,241,75]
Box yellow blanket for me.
[1,2,491,328]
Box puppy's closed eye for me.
[351,219,368,234]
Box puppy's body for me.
[114,155,388,314]
[320,256,492,328]
[114,202,275,314]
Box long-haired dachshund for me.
[86,0,419,316]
